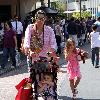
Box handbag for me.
[15,78,32,100]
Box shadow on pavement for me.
[0,60,28,78]
[0,53,28,78]
[58,95,72,100]
[58,95,85,100]
[58,95,100,100]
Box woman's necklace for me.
[36,28,43,35]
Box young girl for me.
[64,38,88,99]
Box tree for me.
[50,1,66,17]
[52,1,66,13]
[72,11,92,19]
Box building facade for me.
[67,0,100,19]
[0,0,38,21]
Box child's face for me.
[44,75,52,82]
[68,42,75,51]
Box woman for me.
[23,10,58,99]
[0,21,17,69]
[23,10,57,64]
[55,19,62,55]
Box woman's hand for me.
[24,48,29,55]
[29,51,38,58]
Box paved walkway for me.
[57,59,100,100]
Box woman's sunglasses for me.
[36,17,45,21]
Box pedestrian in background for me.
[64,38,88,99]
[67,17,78,47]
[0,21,17,69]
[75,19,82,46]
[90,24,100,68]
[94,17,100,32]
[55,19,62,55]
[80,18,87,45]
[11,15,23,52]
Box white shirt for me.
[90,31,100,48]
[61,19,65,26]
[11,21,23,34]
[55,25,61,36]
[94,21,100,32]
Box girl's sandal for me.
[72,93,77,100]
[72,88,78,100]
[74,88,78,94]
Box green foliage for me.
[54,1,65,13]
[72,11,92,19]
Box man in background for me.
[11,15,23,52]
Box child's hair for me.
[66,38,76,51]
[92,24,97,30]
[43,72,53,81]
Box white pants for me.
[69,35,78,46]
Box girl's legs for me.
[74,77,81,89]
[70,77,81,98]
[69,79,75,94]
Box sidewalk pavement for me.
[57,59,100,100]
[0,53,27,76]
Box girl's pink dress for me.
[66,49,82,80]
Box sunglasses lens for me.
[36,17,44,21]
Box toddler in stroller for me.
[15,52,59,100]
[30,52,59,100]
[37,72,56,100]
